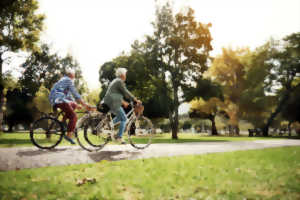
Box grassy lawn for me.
[0,132,285,148]
[0,146,300,199]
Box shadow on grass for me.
[88,150,141,162]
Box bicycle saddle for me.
[97,103,110,114]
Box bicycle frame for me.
[100,105,136,134]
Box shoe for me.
[115,136,126,144]
[64,135,76,145]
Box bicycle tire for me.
[30,116,64,149]
[127,116,153,149]
[76,113,110,151]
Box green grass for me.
[0,132,284,148]
[1,146,300,200]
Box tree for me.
[5,88,36,132]
[33,85,51,114]
[99,3,213,139]
[19,44,86,98]
[280,80,300,134]
[238,44,276,129]
[0,0,45,130]
[189,97,222,135]
[209,48,252,135]
[262,32,300,135]
[144,4,213,139]
[99,52,169,119]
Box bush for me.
[160,123,171,133]
[182,121,192,130]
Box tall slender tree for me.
[0,0,44,130]
[262,33,300,135]
[145,4,213,139]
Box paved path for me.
[1,139,300,171]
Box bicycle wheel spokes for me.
[30,117,63,149]
[128,116,153,149]
[76,115,110,151]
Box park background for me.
[0,0,300,138]
[1,1,300,199]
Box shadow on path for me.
[17,148,69,156]
[88,150,141,162]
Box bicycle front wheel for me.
[76,113,111,152]
[30,117,64,149]
[127,116,154,149]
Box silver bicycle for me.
[75,102,154,152]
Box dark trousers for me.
[55,102,77,132]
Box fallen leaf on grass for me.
[76,178,96,186]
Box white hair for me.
[66,68,75,75]
[115,68,127,77]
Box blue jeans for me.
[113,107,127,138]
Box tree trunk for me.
[8,124,13,132]
[0,53,4,133]
[263,91,290,136]
[170,85,179,140]
[228,125,234,136]
[288,121,292,137]
[235,125,240,136]
[209,115,218,135]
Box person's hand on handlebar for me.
[77,99,96,111]
[122,100,129,108]
[134,99,142,105]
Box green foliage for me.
[83,88,101,106]
[264,33,300,94]
[182,120,192,130]
[0,0,44,53]
[99,53,169,118]
[5,88,37,131]
[2,72,20,92]
[0,0,46,130]
[144,3,213,138]
[19,44,86,97]
[33,85,51,114]
[98,3,213,138]
[281,83,300,123]
[261,32,300,134]
[183,78,224,102]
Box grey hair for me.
[66,68,75,75]
[115,68,127,77]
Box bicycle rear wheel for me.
[76,113,111,151]
[30,117,64,149]
[127,116,154,149]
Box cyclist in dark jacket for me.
[103,68,141,144]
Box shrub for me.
[182,121,192,130]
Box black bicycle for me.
[29,107,92,150]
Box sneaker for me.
[115,136,126,144]
[63,135,76,145]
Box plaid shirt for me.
[49,76,81,106]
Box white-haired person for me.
[49,68,93,144]
[103,67,141,144]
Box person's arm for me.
[118,80,136,102]
[122,100,129,108]
[76,98,92,110]
[66,78,92,110]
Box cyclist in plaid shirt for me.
[49,69,93,144]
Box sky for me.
[5,0,300,113]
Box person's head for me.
[66,68,76,79]
[115,68,127,81]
